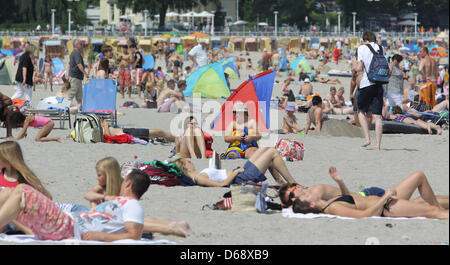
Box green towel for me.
[144,160,182,177]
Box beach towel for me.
[0,234,175,245]
[282,208,430,220]
[103,133,133,144]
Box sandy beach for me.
[0,51,448,245]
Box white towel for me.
[0,234,176,245]
[282,208,429,220]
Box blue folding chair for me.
[80,79,118,126]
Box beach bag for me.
[73,114,103,143]
[364,44,389,84]
[275,138,305,161]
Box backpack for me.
[275,138,305,161]
[73,114,103,143]
[364,44,389,84]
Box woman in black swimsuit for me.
[291,169,449,219]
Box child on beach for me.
[282,103,303,134]
[39,55,55,92]
[8,112,64,142]
[83,157,194,238]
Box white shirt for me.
[200,168,228,183]
[336,41,342,50]
[357,42,383,89]
[188,44,208,67]
[72,197,144,239]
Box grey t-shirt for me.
[69,49,84,80]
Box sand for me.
[0,50,448,245]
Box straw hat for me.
[233,101,248,113]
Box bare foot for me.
[374,144,381,150]
[169,221,195,237]
[57,137,65,143]
[361,141,371,147]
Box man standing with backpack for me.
[357,31,389,150]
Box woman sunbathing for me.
[390,105,442,135]
[172,147,297,187]
[290,167,448,219]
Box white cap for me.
[304,78,310,83]
[263,48,267,52]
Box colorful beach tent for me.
[188,32,209,38]
[0,57,16,85]
[430,45,448,58]
[184,62,230,98]
[221,57,240,79]
[211,70,276,132]
[290,56,312,74]
[0,49,13,57]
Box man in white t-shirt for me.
[188,40,208,69]
[0,169,150,242]
[357,30,384,150]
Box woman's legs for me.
[383,199,448,219]
[249,147,296,184]
[414,119,442,135]
[394,171,443,209]
[35,121,63,142]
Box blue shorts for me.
[360,187,385,197]
[234,161,267,184]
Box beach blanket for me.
[282,208,429,220]
[0,234,175,245]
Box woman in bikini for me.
[224,102,261,159]
[290,167,448,219]
[390,105,442,135]
[39,55,56,92]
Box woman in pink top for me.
[8,112,63,142]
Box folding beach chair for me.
[24,97,72,129]
[79,79,117,126]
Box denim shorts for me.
[233,161,267,184]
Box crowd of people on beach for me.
[0,28,449,242]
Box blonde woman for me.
[84,157,122,208]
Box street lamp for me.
[67,9,72,35]
[236,0,239,21]
[51,9,56,35]
[211,11,216,36]
[144,9,149,37]
[413,12,418,37]
[337,11,341,35]
[352,12,357,36]
[274,11,278,37]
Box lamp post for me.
[352,12,357,36]
[211,11,215,35]
[144,9,149,37]
[51,9,56,35]
[337,11,341,35]
[413,12,418,37]
[274,11,278,37]
[67,9,72,35]
[236,0,239,21]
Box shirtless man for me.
[261,49,272,71]
[156,79,187,113]
[305,96,328,135]
[118,46,134,98]
[299,79,313,97]
[418,47,439,106]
